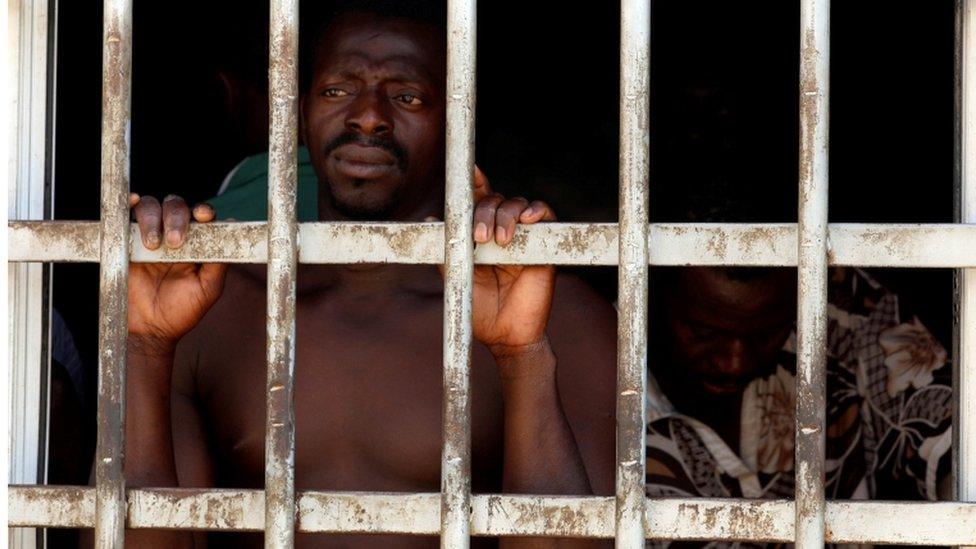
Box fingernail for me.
[524,206,535,217]
[475,222,488,242]
[165,229,182,247]
[496,226,507,243]
[145,230,161,248]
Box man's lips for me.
[331,143,397,180]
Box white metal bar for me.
[95,0,133,547]
[826,224,976,266]
[10,487,976,545]
[9,486,95,529]
[441,0,477,546]
[796,0,830,547]
[956,0,976,532]
[264,0,300,547]
[14,221,976,267]
[646,498,794,542]
[129,488,266,531]
[824,501,976,546]
[298,492,441,534]
[617,0,650,546]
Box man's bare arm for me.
[121,194,226,547]
[468,171,611,548]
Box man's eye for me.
[395,93,422,106]
[322,88,349,98]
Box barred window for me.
[7,0,976,547]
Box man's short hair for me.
[300,0,447,92]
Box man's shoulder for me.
[550,272,616,331]
[176,266,268,361]
[547,272,617,371]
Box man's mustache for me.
[323,133,408,171]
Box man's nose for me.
[346,91,392,136]
[713,338,758,377]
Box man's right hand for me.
[128,193,228,355]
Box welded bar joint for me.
[264,0,300,547]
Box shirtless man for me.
[122,6,617,548]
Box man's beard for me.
[322,176,406,220]
[321,132,409,220]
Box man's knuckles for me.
[132,195,216,250]
[471,194,557,246]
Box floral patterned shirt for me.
[644,268,953,547]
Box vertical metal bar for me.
[95,0,132,547]
[265,0,299,547]
[796,0,830,547]
[955,0,976,532]
[616,0,650,546]
[441,0,476,546]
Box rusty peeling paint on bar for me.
[11,221,976,267]
[441,0,477,547]
[9,486,96,529]
[95,0,133,547]
[9,487,976,545]
[128,488,266,531]
[264,0,300,547]
[796,0,830,548]
[616,0,650,546]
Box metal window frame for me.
[955,0,976,533]
[8,0,54,547]
[6,0,976,547]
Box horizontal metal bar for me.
[298,492,440,534]
[128,488,265,531]
[9,486,95,528]
[10,487,976,544]
[11,221,976,267]
[825,501,976,546]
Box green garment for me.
[207,146,319,221]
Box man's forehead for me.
[315,15,444,81]
[674,268,795,323]
[319,51,436,83]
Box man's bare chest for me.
[191,295,505,493]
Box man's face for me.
[302,14,446,220]
[662,267,796,398]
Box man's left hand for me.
[469,167,557,358]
